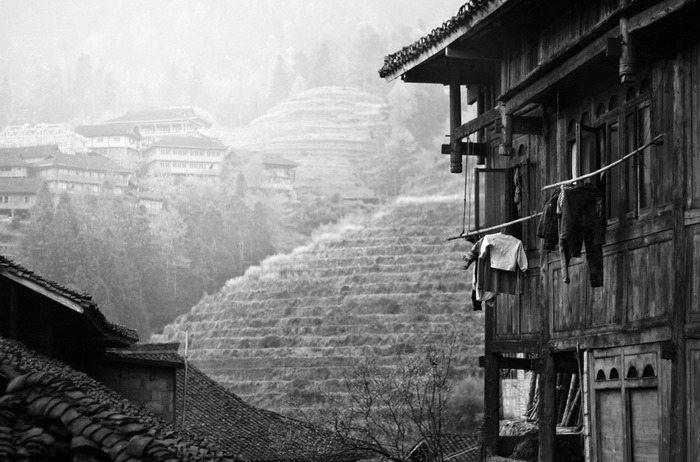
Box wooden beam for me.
[502,27,618,113]
[452,106,501,140]
[628,0,694,32]
[445,44,501,61]
[441,142,487,157]
[1,271,84,314]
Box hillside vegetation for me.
[153,195,484,414]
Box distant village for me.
[0,108,300,219]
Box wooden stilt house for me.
[380,1,700,460]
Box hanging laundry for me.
[463,233,528,310]
[537,183,605,287]
[536,190,560,251]
[559,183,605,287]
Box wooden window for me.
[474,167,514,232]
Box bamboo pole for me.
[542,133,665,191]
[446,211,542,241]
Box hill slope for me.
[215,86,387,200]
[153,195,484,413]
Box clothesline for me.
[447,132,665,241]
[446,212,543,241]
[542,133,665,191]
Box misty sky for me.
[1,1,464,85]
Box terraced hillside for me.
[215,86,386,200]
[153,195,484,414]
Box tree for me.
[284,334,466,462]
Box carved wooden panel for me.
[627,239,672,323]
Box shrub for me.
[260,335,282,348]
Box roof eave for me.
[381,0,510,83]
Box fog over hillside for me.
[0,0,466,126]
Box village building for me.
[125,189,166,214]
[0,255,365,461]
[0,123,88,154]
[0,151,32,179]
[382,0,700,460]
[0,145,63,165]
[106,108,212,141]
[33,152,132,196]
[143,135,228,179]
[74,123,144,169]
[0,178,42,217]
[227,150,299,200]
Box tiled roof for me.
[146,136,227,150]
[408,433,482,462]
[107,109,211,127]
[0,145,61,160]
[0,178,43,194]
[0,336,232,461]
[105,343,184,367]
[75,124,143,139]
[0,153,30,167]
[176,362,361,462]
[378,0,495,79]
[441,433,482,462]
[0,255,138,344]
[33,152,132,172]
[261,153,299,168]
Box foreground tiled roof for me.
[441,433,482,462]
[0,178,43,195]
[75,124,143,139]
[0,255,138,344]
[176,363,362,462]
[408,433,482,462]
[378,0,494,79]
[0,336,231,461]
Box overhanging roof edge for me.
[380,0,512,82]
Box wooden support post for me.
[539,352,557,462]
[476,88,487,165]
[449,65,463,174]
[483,301,500,457]
[619,17,637,82]
[498,110,513,156]
[669,55,688,462]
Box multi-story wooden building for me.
[106,108,211,141]
[33,152,132,196]
[381,0,700,460]
[143,135,228,179]
[74,123,143,169]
